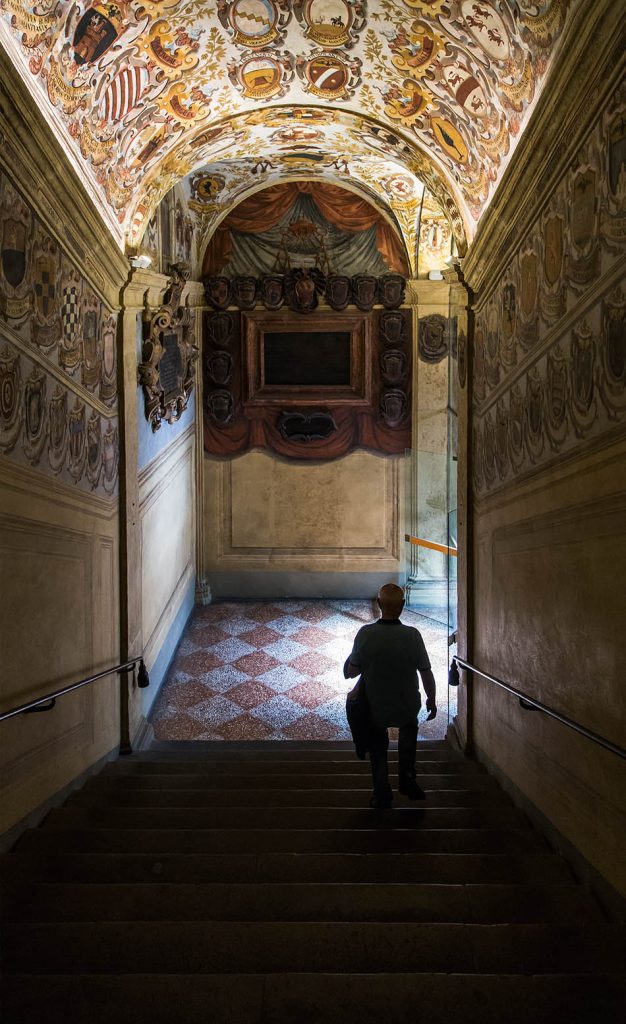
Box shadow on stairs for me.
[1,740,624,1023]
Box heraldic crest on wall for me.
[138,263,198,431]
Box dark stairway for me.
[1,740,624,1023]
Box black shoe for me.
[398,777,426,800]
[369,792,393,809]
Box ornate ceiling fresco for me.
[147,114,455,275]
[0,0,571,255]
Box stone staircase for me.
[1,740,624,1023]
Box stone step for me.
[16,827,549,855]
[102,759,487,776]
[91,771,498,790]
[68,787,512,809]
[43,805,529,832]
[0,852,575,885]
[4,972,625,1024]
[135,748,456,762]
[1,882,603,925]
[4,922,623,975]
[148,740,448,751]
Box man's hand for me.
[425,700,437,721]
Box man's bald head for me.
[377,583,405,618]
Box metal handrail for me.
[453,656,626,760]
[0,658,149,723]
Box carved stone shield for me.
[353,275,378,312]
[543,214,564,287]
[380,388,408,427]
[206,350,233,386]
[571,169,596,251]
[380,311,406,346]
[378,274,405,309]
[380,349,407,385]
[205,312,234,346]
[278,411,337,442]
[0,347,20,423]
[260,275,285,311]
[2,219,26,288]
[206,389,234,425]
[325,275,351,311]
[419,314,448,363]
[285,268,325,313]
[204,276,232,310]
[232,275,258,310]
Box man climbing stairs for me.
[1,740,624,1022]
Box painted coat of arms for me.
[294,0,366,50]
[60,264,83,372]
[0,188,32,320]
[567,165,600,285]
[31,236,59,348]
[0,344,22,453]
[518,248,539,349]
[541,206,565,321]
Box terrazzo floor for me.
[152,600,455,742]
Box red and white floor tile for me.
[152,600,453,742]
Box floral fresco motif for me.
[0,0,571,246]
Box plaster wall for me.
[138,423,195,713]
[0,458,119,834]
[203,449,403,597]
[462,20,626,895]
[0,63,127,834]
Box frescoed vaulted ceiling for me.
[0,0,572,257]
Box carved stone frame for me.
[138,265,198,431]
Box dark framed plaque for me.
[242,310,371,408]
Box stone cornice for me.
[463,0,625,298]
[0,46,128,308]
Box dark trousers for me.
[369,719,418,802]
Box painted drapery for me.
[203,183,409,277]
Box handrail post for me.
[119,667,132,756]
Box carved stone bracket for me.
[138,264,198,432]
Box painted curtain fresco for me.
[0,170,119,495]
[203,181,408,276]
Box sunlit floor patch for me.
[152,600,454,741]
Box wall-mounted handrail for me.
[405,534,458,557]
[0,658,149,726]
[453,656,626,760]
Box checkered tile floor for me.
[152,600,454,742]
